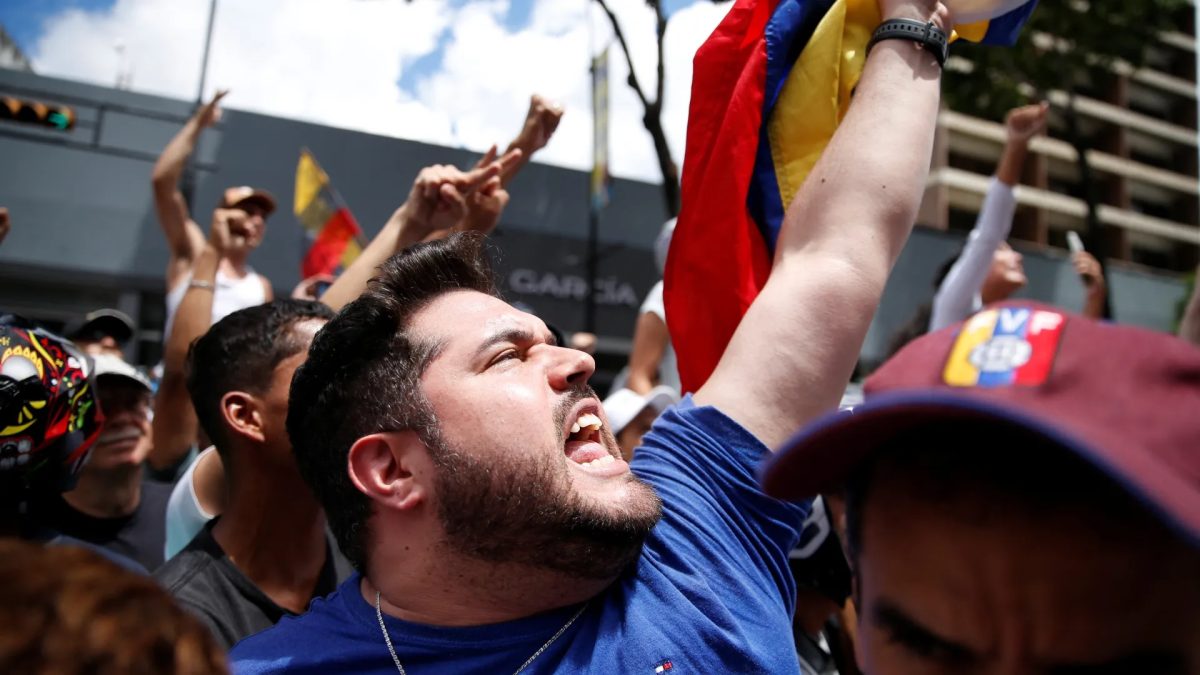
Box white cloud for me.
[27,0,732,182]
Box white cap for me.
[602,385,679,435]
[90,354,152,391]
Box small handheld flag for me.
[294,149,364,278]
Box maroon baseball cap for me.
[761,302,1200,547]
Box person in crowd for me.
[150,205,259,472]
[0,206,9,248]
[601,385,678,460]
[232,0,948,668]
[620,218,680,395]
[153,299,345,649]
[790,497,860,675]
[929,102,1106,332]
[0,317,145,571]
[64,308,137,359]
[1179,263,1200,345]
[151,89,274,345]
[0,539,228,674]
[763,302,1200,672]
[155,158,513,648]
[31,351,169,571]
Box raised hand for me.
[459,176,511,236]
[516,95,564,154]
[1006,101,1049,145]
[292,274,336,300]
[209,207,247,256]
[195,89,229,129]
[398,149,523,239]
[877,0,953,29]
[1072,250,1105,290]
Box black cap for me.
[64,309,135,346]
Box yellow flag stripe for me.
[767,0,878,212]
[294,150,330,216]
[340,239,362,268]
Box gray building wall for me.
[0,69,1191,384]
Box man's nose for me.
[548,345,596,391]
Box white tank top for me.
[163,267,268,343]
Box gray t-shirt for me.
[154,519,350,649]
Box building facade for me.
[921,8,1199,273]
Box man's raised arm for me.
[694,0,951,450]
[319,152,519,312]
[149,207,241,470]
[151,90,227,290]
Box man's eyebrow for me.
[872,600,975,663]
[472,326,537,360]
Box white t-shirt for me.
[163,268,268,344]
[163,446,217,560]
[636,281,681,394]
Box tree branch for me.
[595,0,652,110]
[654,2,666,110]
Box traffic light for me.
[0,96,75,131]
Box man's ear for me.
[347,431,430,512]
[220,391,265,444]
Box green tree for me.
[944,0,1190,263]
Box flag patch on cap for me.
[944,307,1065,388]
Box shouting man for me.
[232,0,951,670]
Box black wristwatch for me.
[867,18,949,68]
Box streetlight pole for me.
[196,0,218,106]
[183,0,218,217]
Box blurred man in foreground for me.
[764,304,1200,673]
[0,539,227,674]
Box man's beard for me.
[426,394,663,580]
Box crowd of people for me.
[2,0,1199,672]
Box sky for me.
[0,0,733,182]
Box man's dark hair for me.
[186,299,334,454]
[843,420,1150,563]
[287,233,498,572]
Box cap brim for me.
[69,311,135,344]
[761,391,1200,548]
[233,193,276,215]
[644,385,679,413]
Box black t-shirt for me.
[154,519,349,650]
[34,479,171,572]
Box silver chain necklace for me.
[375,591,588,675]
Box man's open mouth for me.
[564,409,614,468]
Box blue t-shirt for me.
[231,396,809,674]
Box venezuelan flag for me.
[664,0,1038,394]
[294,149,364,278]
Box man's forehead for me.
[413,290,542,347]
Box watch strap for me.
[867,18,949,68]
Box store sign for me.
[507,268,640,308]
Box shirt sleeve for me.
[929,178,1017,331]
[631,396,809,610]
[164,447,216,561]
[639,280,665,320]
